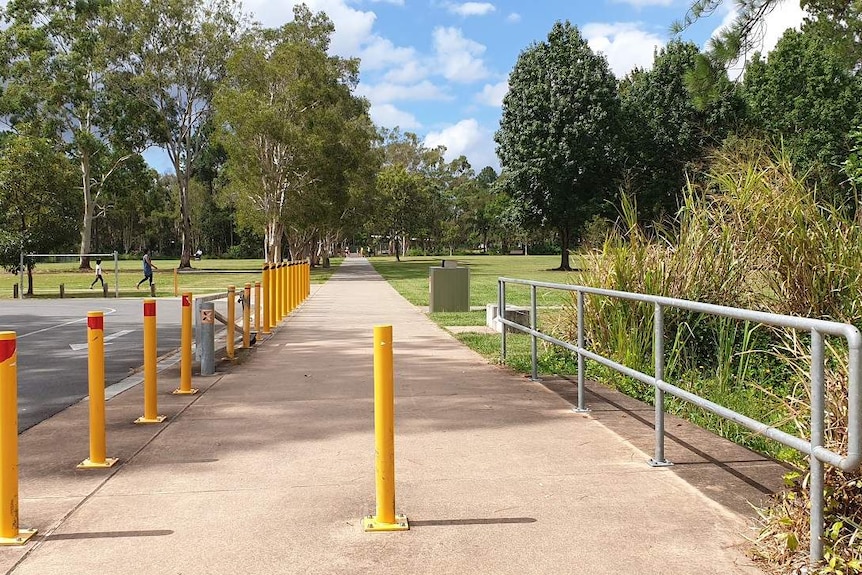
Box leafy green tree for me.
[495,21,623,270]
[0,0,148,269]
[113,0,241,267]
[621,41,741,221]
[742,28,862,197]
[0,134,78,294]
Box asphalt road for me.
[1,298,187,432]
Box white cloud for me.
[447,2,496,17]
[506,12,522,23]
[432,27,490,83]
[383,60,428,84]
[424,119,498,170]
[248,1,376,58]
[370,104,421,129]
[582,22,665,77]
[357,80,451,103]
[359,36,416,71]
[475,80,508,107]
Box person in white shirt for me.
[90,259,105,289]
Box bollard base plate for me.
[77,457,119,469]
[0,529,37,546]
[362,514,409,532]
[172,388,199,395]
[134,415,167,424]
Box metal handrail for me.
[497,276,861,565]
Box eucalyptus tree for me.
[214,6,377,263]
[113,0,242,267]
[495,21,623,270]
[0,0,147,268]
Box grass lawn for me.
[0,257,341,299]
[368,254,585,308]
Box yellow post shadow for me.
[135,300,166,424]
[0,332,36,545]
[254,281,261,335]
[362,325,408,532]
[78,313,119,469]
[173,293,198,395]
[242,283,251,348]
[227,285,236,359]
[261,264,271,335]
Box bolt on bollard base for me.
[77,457,118,469]
[361,514,409,532]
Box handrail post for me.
[810,329,825,564]
[650,303,671,467]
[574,291,589,413]
[499,279,506,360]
[530,284,538,381]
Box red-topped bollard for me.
[0,332,36,545]
[135,299,166,424]
[78,312,118,469]
[173,293,197,395]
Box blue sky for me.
[153,0,806,173]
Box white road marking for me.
[69,329,135,351]
[17,308,118,339]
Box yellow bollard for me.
[292,262,298,310]
[135,300,166,424]
[254,281,261,335]
[0,332,36,545]
[261,265,271,335]
[271,263,279,326]
[362,325,408,532]
[173,293,198,395]
[243,283,251,348]
[227,285,236,359]
[287,262,294,313]
[278,263,285,321]
[78,312,119,469]
[305,260,310,299]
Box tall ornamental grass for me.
[558,140,862,574]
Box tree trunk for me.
[79,153,94,270]
[26,265,33,296]
[394,236,401,262]
[179,177,192,268]
[556,226,572,271]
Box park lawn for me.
[368,254,585,309]
[0,257,341,299]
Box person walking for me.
[136,249,158,290]
[89,259,105,289]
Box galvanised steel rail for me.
[497,277,861,565]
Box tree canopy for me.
[495,21,622,270]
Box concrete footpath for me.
[2,257,787,575]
